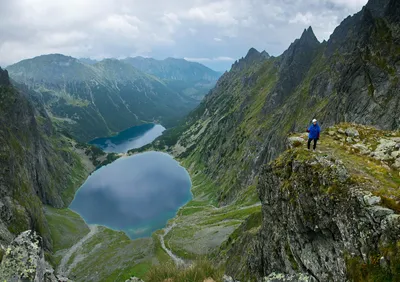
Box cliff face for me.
[0,67,87,250]
[247,125,400,281]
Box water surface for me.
[90,124,165,153]
[70,152,192,239]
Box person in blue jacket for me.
[307,119,321,150]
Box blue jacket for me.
[307,123,321,139]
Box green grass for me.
[45,207,90,252]
[144,259,224,282]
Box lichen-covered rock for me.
[352,143,370,155]
[345,128,360,137]
[251,149,400,281]
[286,137,305,149]
[0,230,70,282]
[373,138,399,161]
[263,272,317,282]
[0,230,43,281]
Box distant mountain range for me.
[80,56,222,101]
[7,55,221,142]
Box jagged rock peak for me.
[0,67,10,86]
[261,50,271,59]
[299,26,320,46]
[245,47,261,58]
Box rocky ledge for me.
[252,124,400,281]
[0,230,70,282]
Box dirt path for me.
[58,225,99,276]
[159,223,185,266]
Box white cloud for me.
[0,0,369,70]
[289,12,314,25]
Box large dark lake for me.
[70,124,192,239]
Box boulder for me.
[0,230,70,282]
[352,143,370,155]
[345,127,360,137]
[338,128,346,134]
[373,139,397,160]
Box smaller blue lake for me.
[89,124,165,153]
[70,152,192,239]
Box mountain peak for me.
[299,26,319,45]
[0,67,10,86]
[245,48,260,59]
[261,51,271,59]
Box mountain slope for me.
[122,57,222,101]
[0,67,89,251]
[7,55,198,142]
[146,0,399,207]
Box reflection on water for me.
[70,152,192,239]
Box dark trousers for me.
[308,138,318,150]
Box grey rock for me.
[352,143,370,155]
[345,127,360,137]
[391,151,400,159]
[373,139,397,161]
[363,195,381,206]
[0,230,70,282]
[337,128,346,134]
[263,272,317,282]
[287,137,305,149]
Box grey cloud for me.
[0,0,368,70]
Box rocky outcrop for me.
[252,146,400,281]
[0,230,70,281]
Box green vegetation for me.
[7,54,201,142]
[346,242,400,282]
[45,207,90,252]
[144,260,224,282]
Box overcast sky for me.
[0,0,368,70]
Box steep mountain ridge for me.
[149,0,399,207]
[7,54,198,142]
